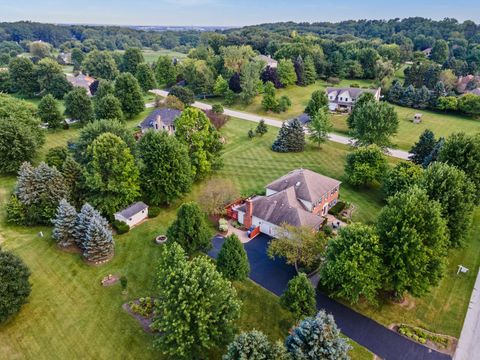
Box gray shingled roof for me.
[326,87,378,102]
[115,202,148,219]
[290,113,311,126]
[266,168,341,204]
[66,74,95,90]
[139,108,182,130]
[237,187,323,229]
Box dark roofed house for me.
[326,87,381,112]
[114,202,149,228]
[235,168,341,237]
[289,113,311,126]
[139,108,182,135]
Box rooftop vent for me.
[295,181,301,187]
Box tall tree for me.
[240,61,262,104]
[136,130,193,205]
[277,58,297,86]
[135,63,157,92]
[430,39,449,63]
[82,50,118,80]
[169,85,195,105]
[0,249,31,323]
[303,56,317,85]
[62,156,84,207]
[381,162,423,199]
[36,58,72,98]
[308,108,332,148]
[294,55,306,86]
[216,234,250,281]
[38,94,63,129]
[174,108,223,180]
[280,273,317,319]
[83,215,114,263]
[122,47,144,74]
[261,81,279,111]
[94,93,123,121]
[114,72,144,119]
[73,203,97,250]
[224,330,288,360]
[271,118,305,153]
[409,129,437,165]
[285,310,351,360]
[152,243,241,359]
[0,120,39,174]
[421,162,476,247]
[321,223,383,304]
[166,202,212,255]
[305,90,328,117]
[71,48,84,71]
[8,57,38,96]
[52,199,78,248]
[155,55,177,86]
[64,87,94,123]
[213,74,229,96]
[84,133,140,215]
[344,145,387,187]
[377,186,448,298]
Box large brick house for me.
[235,169,341,237]
[326,87,381,112]
[138,108,182,135]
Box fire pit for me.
[155,235,168,245]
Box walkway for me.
[209,235,451,360]
[148,89,411,161]
[453,269,480,360]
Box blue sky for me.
[1,0,479,26]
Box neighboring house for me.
[457,75,480,94]
[422,47,432,58]
[326,87,381,112]
[114,202,149,228]
[57,52,72,65]
[234,169,341,237]
[255,54,278,68]
[289,113,312,126]
[139,107,182,134]
[66,73,96,96]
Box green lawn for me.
[141,48,188,64]
[0,117,373,359]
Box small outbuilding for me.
[412,113,423,124]
[114,202,149,228]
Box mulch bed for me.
[392,324,457,356]
[101,274,120,286]
[122,301,156,334]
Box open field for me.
[0,117,373,359]
[141,48,188,63]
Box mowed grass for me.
[330,106,480,151]
[0,117,373,359]
[141,48,188,64]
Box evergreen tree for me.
[414,86,431,109]
[62,156,84,208]
[285,310,351,360]
[135,63,157,92]
[294,55,306,86]
[430,81,446,108]
[94,93,123,121]
[422,137,445,168]
[0,249,31,323]
[155,55,177,86]
[217,234,250,281]
[114,72,144,119]
[84,133,140,215]
[83,215,114,263]
[73,203,97,249]
[45,146,68,170]
[64,87,94,123]
[400,84,416,107]
[305,90,328,117]
[280,273,316,319]
[38,94,63,129]
[272,119,305,153]
[303,56,317,85]
[255,119,268,136]
[409,129,437,165]
[387,81,404,104]
[166,202,212,255]
[213,75,229,96]
[6,195,26,225]
[308,108,332,148]
[261,81,279,111]
[136,130,193,205]
[223,330,288,360]
[52,199,78,248]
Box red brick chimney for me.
[244,199,253,228]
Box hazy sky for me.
[1,0,479,26]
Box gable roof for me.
[139,108,182,129]
[237,187,323,229]
[115,202,148,219]
[290,113,311,126]
[255,54,278,66]
[266,168,341,204]
[326,87,379,102]
[66,73,95,90]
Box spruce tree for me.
[261,81,278,111]
[52,199,78,248]
[423,137,445,168]
[387,81,404,104]
[217,234,250,281]
[38,94,64,129]
[272,118,305,153]
[62,156,84,208]
[73,203,97,249]
[409,129,436,165]
[83,215,114,263]
[224,330,288,360]
[294,55,306,86]
[255,119,268,136]
[280,273,317,320]
[285,310,351,360]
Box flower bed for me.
[155,235,168,245]
[128,297,156,318]
[396,324,455,354]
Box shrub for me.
[211,104,224,114]
[120,276,128,290]
[219,218,228,232]
[112,220,130,234]
[148,206,161,218]
[327,77,341,84]
[328,201,346,216]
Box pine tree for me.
[217,234,250,281]
[38,94,64,129]
[423,137,445,168]
[280,273,316,320]
[272,118,305,153]
[73,203,97,250]
[52,199,78,248]
[387,81,404,104]
[255,119,268,136]
[285,310,351,360]
[83,215,114,263]
[409,129,437,165]
[224,330,288,360]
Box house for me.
[422,47,432,58]
[114,202,149,228]
[57,52,72,65]
[66,73,96,96]
[457,75,480,94]
[139,108,182,134]
[326,87,381,112]
[290,113,312,126]
[234,169,341,237]
[255,54,278,68]
[412,113,423,124]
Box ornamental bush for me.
[217,234,250,281]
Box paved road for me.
[148,89,411,161]
[454,269,480,360]
[209,235,451,360]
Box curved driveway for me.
[209,235,451,360]
[148,89,411,161]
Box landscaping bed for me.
[394,324,457,356]
[123,297,158,333]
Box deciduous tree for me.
[94,93,123,121]
[381,162,423,199]
[38,94,64,129]
[344,145,387,187]
[64,87,94,123]
[305,90,328,117]
[277,59,297,86]
[155,55,177,86]
[122,47,144,74]
[280,273,316,319]
[308,108,332,148]
[135,63,157,92]
[114,72,144,119]
[83,50,118,80]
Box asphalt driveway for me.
[209,234,451,360]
